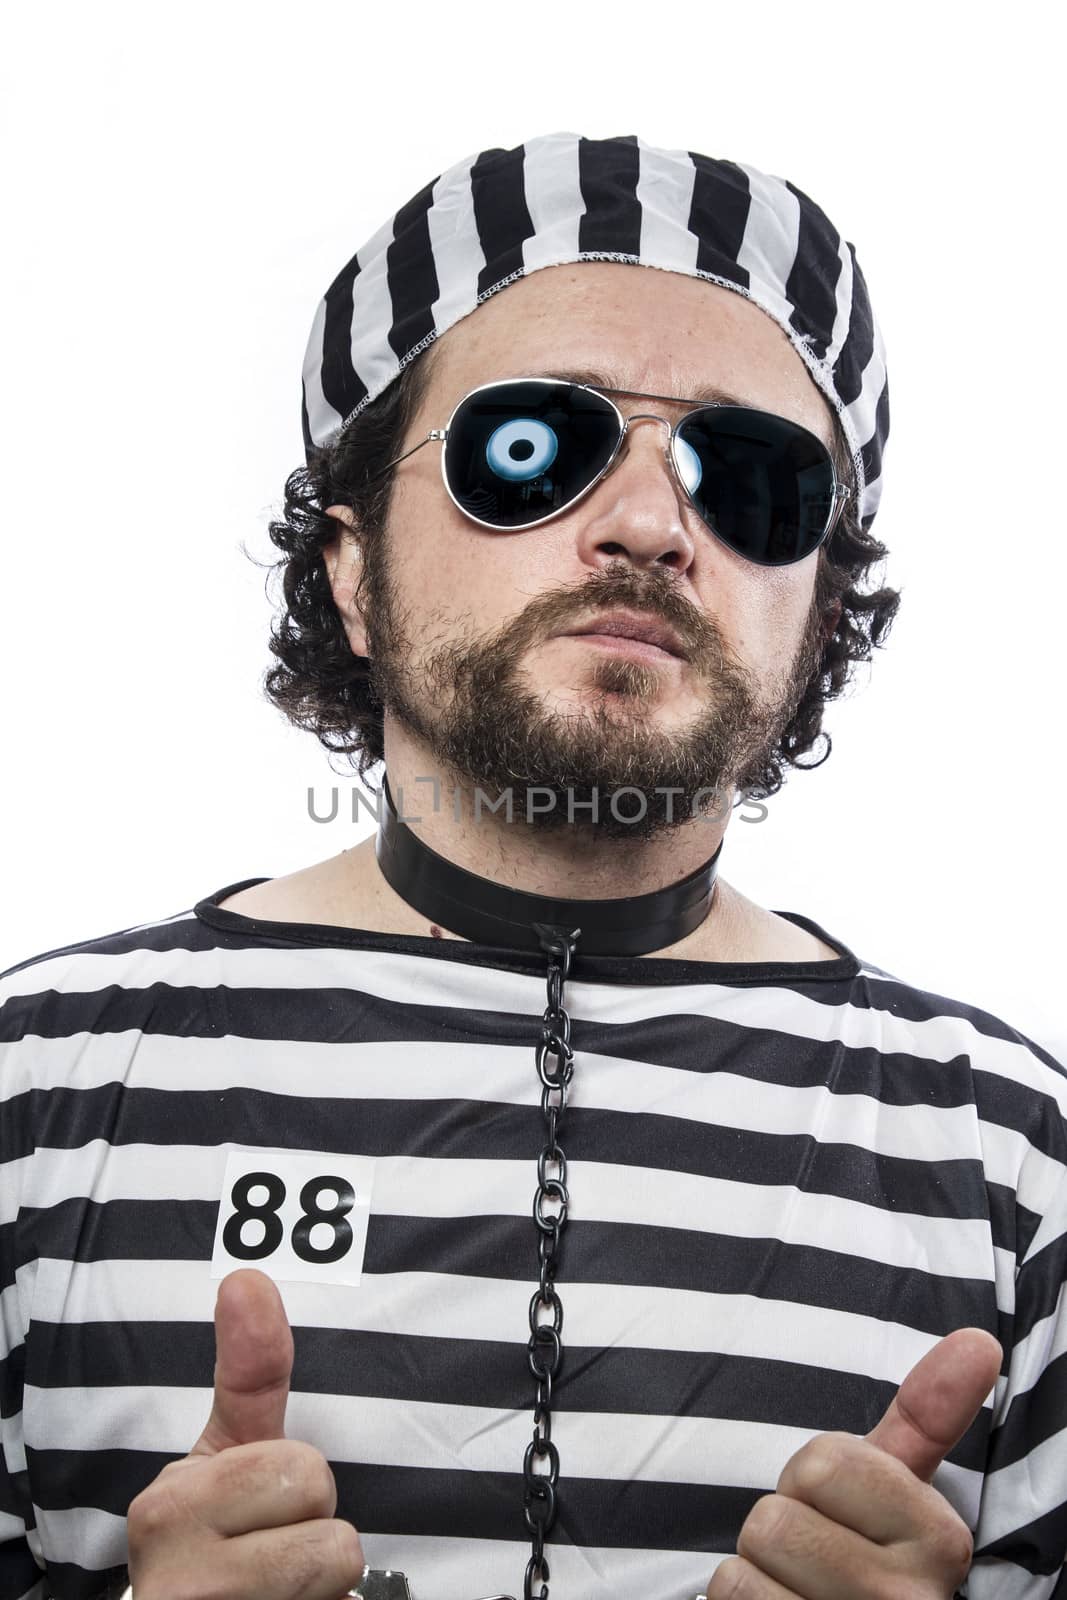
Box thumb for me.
[866,1327,1003,1482]
[189,1269,295,1457]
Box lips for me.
[558,611,687,659]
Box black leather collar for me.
[374,773,722,957]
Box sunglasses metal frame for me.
[369,377,851,566]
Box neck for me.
[376,743,733,905]
[372,751,729,958]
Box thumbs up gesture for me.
[126,1269,366,1600]
[706,1327,1002,1598]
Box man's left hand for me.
[706,1326,1002,1598]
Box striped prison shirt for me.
[1,878,1065,1600]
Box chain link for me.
[523,924,580,1600]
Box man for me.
[1,134,1063,1600]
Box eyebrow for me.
[541,366,752,407]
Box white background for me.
[2,3,1063,1058]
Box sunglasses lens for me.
[675,408,838,565]
[444,381,620,528]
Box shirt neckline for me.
[194,878,861,987]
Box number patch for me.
[212,1150,375,1287]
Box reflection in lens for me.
[672,434,703,495]
[486,417,559,481]
[445,381,620,529]
[677,407,835,566]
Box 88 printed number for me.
[222,1170,356,1264]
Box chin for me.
[551,681,689,719]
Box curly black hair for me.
[262,350,901,800]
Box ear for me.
[322,504,371,658]
[820,598,843,642]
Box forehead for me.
[421,261,836,448]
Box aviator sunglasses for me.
[372,377,851,567]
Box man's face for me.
[339,263,836,841]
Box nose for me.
[573,414,698,574]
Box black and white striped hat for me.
[301,132,889,530]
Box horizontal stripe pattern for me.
[1,892,1065,1598]
[10,1314,945,1437]
[2,1132,1003,1277]
[2,1023,1055,1176]
[2,1254,992,1391]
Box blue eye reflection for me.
[486,417,558,481]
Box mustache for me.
[495,563,723,666]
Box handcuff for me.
[347,1571,514,1600]
[121,1570,707,1599]
[118,1571,515,1600]
[347,1572,705,1600]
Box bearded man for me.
[1,134,1063,1600]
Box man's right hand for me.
[126,1267,366,1599]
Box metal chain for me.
[523,924,581,1600]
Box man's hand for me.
[706,1326,1002,1598]
[126,1268,366,1599]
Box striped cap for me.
[301,132,889,530]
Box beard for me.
[360,540,825,843]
